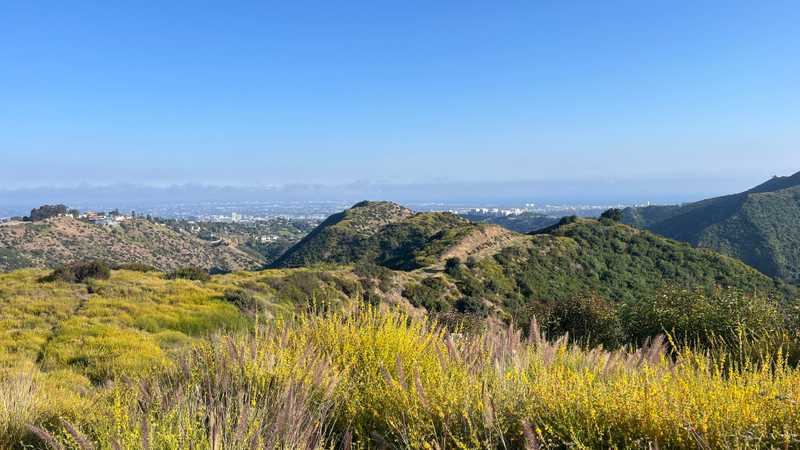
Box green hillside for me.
[273,202,796,346]
[271,201,480,269]
[622,171,800,284]
[459,211,558,233]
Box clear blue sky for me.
[2,0,800,189]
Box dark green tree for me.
[600,208,623,222]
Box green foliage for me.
[165,266,210,281]
[222,288,261,312]
[272,201,475,270]
[41,260,111,283]
[621,286,785,346]
[402,277,452,312]
[444,256,462,276]
[272,201,413,268]
[0,247,31,270]
[547,295,624,348]
[28,204,68,221]
[454,295,489,316]
[264,269,361,310]
[461,211,558,233]
[623,172,800,284]
[112,262,156,272]
[441,219,795,346]
[600,207,623,222]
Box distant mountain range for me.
[622,171,800,284]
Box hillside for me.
[622,171,800,284]
[3,203,799,448]
[0,216,263,272]
[271,201,471,269]
[459,211,559,233]
[1,221,798,447]
[274,202,794,342]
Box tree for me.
[445,257,462,276]
[28,204,68,222]
[600,208,623,222]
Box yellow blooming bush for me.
[2,271,799,449]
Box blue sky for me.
[2,1,800,190]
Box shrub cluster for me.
[112,262,156,272]
[165,267,210,281]
[40,261,111,283]
[222,288,259,312]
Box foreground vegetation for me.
[1,243,799,449]
[3,307,800,449]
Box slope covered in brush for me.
[274,202,795,342]
[270,201,413,267]
[271,201,488,269]
[428,218,791,330]
[622,171,800,283]
[459,211,559,233]
[0,216,263,272]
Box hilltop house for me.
[80,211,127,226]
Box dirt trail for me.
[423,225,532,271]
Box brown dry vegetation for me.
[0,217,262,272]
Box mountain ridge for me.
[274,202,791,310]
[622,170,800,283]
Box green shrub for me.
[402,277,451,312]
[222,289,259,312]
[548,295,624,348]
[454,296,488,316]
[113,262,156,272]
[621,286,784,347]
[41,261,111,283]
[165,267,210,281]
[600,208,623,222]
[444,257,462,277]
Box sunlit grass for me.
[2,267,799,449]
[5,307,798,449]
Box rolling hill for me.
[0,216,263,272]
[274,202,793,329]
[2,203,798,449]
[622,170,800,284]
[459,211,559,233]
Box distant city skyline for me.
[0,172,790,219]
[3,1,800,188]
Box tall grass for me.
[11,308,800,449]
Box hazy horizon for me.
[0,171,791,218]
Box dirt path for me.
[423,225,532,271]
